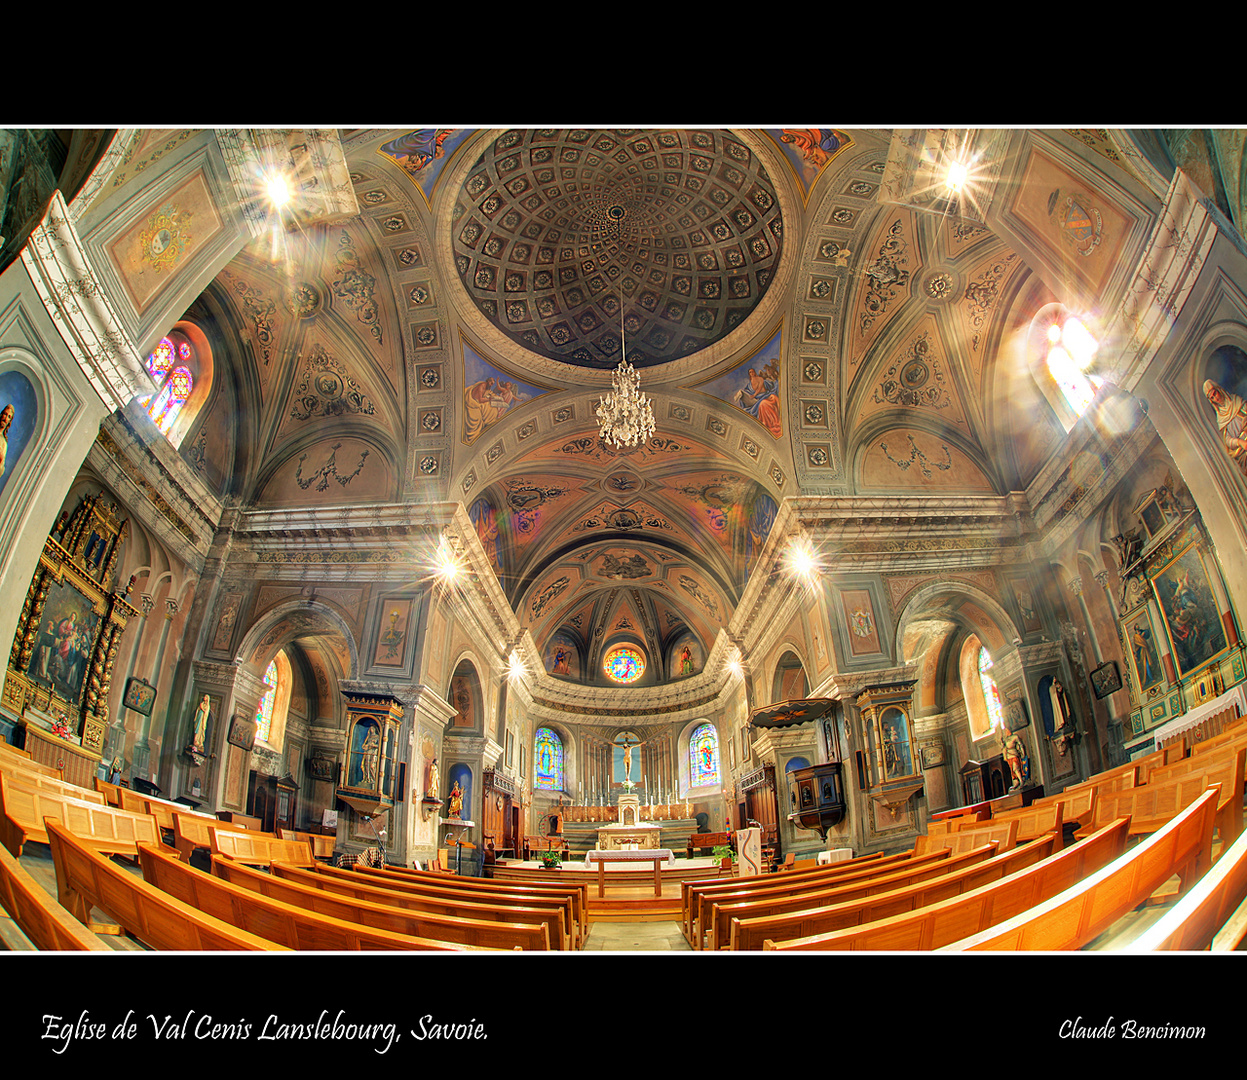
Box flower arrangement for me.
[538,850,562,869]
[50,713,73,741]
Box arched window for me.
[978,647,1005,733]
[254,650,291,749]
[1030,305,1103,430]
[255,659,277,744]
[135,325,212,447]
[689,722,720,787]
[534,726,564,791]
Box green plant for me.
[711,844,735,861]
[539,849,562,869]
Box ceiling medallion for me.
[596,305,656,449]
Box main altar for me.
[594,791,661,850]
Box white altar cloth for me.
[584,848,676,868]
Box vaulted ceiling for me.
[182,127,1150,687]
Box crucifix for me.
[614,731,647,790]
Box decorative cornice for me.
[68,129,143,223]
[21,191,152,411]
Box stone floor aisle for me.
[582,920,692,951]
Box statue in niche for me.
[447,779,464,819]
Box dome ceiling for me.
[450,128,783,370]
[192,126,1117,692]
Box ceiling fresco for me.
[186,126,1156,687]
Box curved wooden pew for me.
[44,820,284,949]
[358,861,589,943]
[682,850,894,945]
[763,819,1129,951]
[0,774,161,859]
[138,843,501,951]
[323,862,580,948]
[172,812,278,864]
[267,861,573,949]
[1120,819,1247,952]
[732,838,1059,951]
[0,837,109,951]
[278,829,336,861]
[212,856,551,950]
[209,829,315,869]
[938,786,1221,951]
[0,761,106,805]
[709,837,1017,952]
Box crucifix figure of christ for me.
[614,731,648,790]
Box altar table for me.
[582,848,676,897]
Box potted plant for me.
[711,844,735,871]
[538,850,562,870]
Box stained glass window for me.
[1046,317,1102,419]
[534,727,564,791]
[255,659,277,744]
[603,645,645,684]
[138,332,197,439]
[689,722,720,786]
[978,647,1004,732]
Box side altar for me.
[595,791,661,850]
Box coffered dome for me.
[450,128,783,370]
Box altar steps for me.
[586,884,685,923]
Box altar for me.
[595,790,661,850]
[596,822,662,850]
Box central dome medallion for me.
[452,129,783,370]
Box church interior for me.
[4,126,1247,958]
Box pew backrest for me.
[0,773,161,858]
[0,835,109,950]
[939,786,1221,951]
[210,830,315,869]
[43,819,285,951]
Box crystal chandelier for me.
[596,311,655,448]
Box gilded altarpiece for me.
[4,494,140,762]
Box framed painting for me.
[1151,542,1229,679]
[123,676,157,716]
[1123,603,1165,696]
[1090,660,1122,699]
[227,713,257,752]
[25,576,103,712]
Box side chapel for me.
[3,126,1247,900]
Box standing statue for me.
[359,724,381,788]
[448,779,464,819]
[191,694,211,753]
[426,756,440,800]
[1001,728,1030,790]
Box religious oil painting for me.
[1124,603,1165,696]
[546,631,580,679]
[25,577,102,710]
[461,341,549,445]
[0,369,37,505]
[372,598,413,668]
[1152,543,1228,679]
[767,129,853,195]
[378,129,474,203]
[841,588,882,657]
[691,328,783,439]
[1201,343,1247,482]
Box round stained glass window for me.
[604,646,646,684]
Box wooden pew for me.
[0,836,110,951]
[1121,821,1247,952]
[913,820,1019,857]
[355,862,589,944]
[173,812,278,863]
[682,850,894,946]
[0,761,106,805]
[939,786,1222,951]
[43,819,285,949]
[705,835,1016,952]
[279,829,336,861]
[94,777,123,806]
[762,818,1130,951]
[0,744,61,778]
[0,774,162,859]
[736,834,1064,951]
[1033,785,1097,840]
[211,856,550,950]
[985,801,1064,851]
[267,861,574,950]
[1076,751,1243,850]
[116,786,215,834]
[138,843,501,951]
[210,830,316,869]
